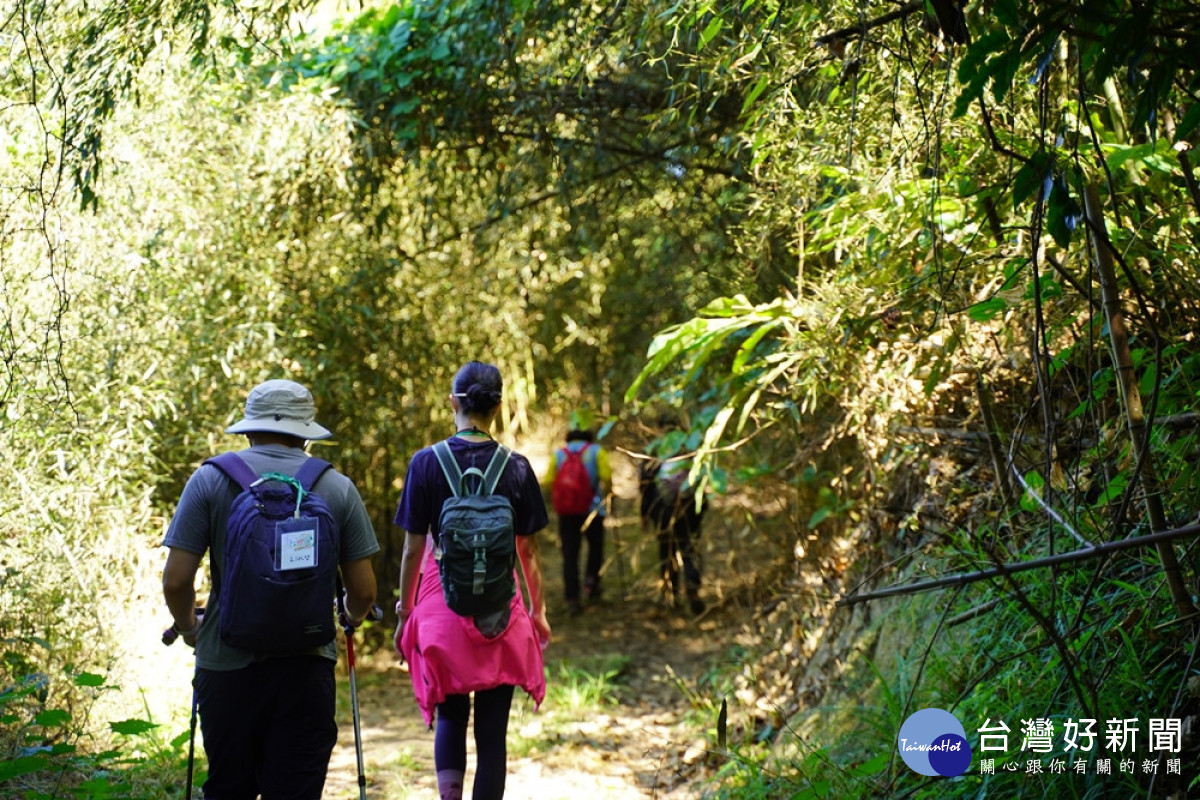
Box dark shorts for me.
[194,654,337,800]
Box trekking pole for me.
[337,589,383,800]
[163,610,203,800]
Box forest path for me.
[323,471,774,800]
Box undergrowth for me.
[508,654,631,759]
[0,657,196,799]
[696,544,1200,799]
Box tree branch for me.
[814,1,922,46]
[837,522,1200,607]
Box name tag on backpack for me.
[275,518,320,571]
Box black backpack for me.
[431,441,516,630]
[655,458,691,507]
[206,453,340,654]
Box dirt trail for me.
[324,480,766,800]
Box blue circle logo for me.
[897,708,972,777]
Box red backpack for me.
[552,446,594,515]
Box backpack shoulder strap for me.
[482,444,513,495]
[582,444,599,486]
[204,452,259,491]
[294,457,333,493]
[432,440,464,498]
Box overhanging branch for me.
[814,1,922,46]
[836,522,1200,607]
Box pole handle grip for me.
[162,608,205,646]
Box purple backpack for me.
[205,453,340,654]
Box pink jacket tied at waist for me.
[401,545,546,726]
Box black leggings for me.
[435,685,516,800]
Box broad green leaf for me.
[34,709,69,727]
[73,672,105,687]
[1103,140,1174,173]
[807,507,833,528]
[626,316,749,400]
[0,754,48,782]
[110,718,158,736]
[967,298,1007,322]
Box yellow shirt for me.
[541,442,611,490]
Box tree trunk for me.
[1083,183,1196,618]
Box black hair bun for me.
[465,384,502,412]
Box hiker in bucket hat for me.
[162,379,380,799]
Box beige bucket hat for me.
[225,379,333,441]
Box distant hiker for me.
[393,360,551,800]
[542,426,611,615]
[640,452,706,616]
[161,378,380,800]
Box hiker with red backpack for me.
[542,426,611,615]
[161,379,380,799]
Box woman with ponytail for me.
[393,361,551,800]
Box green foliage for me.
[544,655,630,711]
[283,0,527,152]
[0,668,193,798]
[507,655,630,758]
[5,0,1200,794]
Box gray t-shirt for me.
[163,443,380,671]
